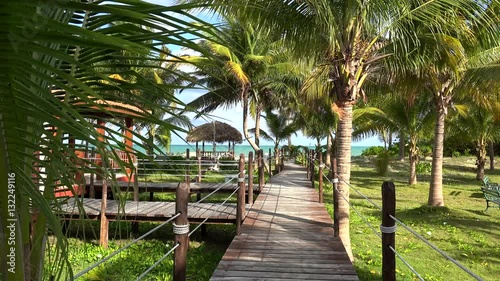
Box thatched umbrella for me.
[186,121,243,158]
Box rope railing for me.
[188,186,240,237]
[303,149,484,281]
[73,213,180,280]
[135,243,180,281]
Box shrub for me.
[416,162,432,173]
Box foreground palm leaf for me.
[0,1,213,280]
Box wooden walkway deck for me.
[211,163,359,281]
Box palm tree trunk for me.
[476,139,487,180]
[335,102,353,260]
[428,104,446,206]
[409,138,418,185]
[399,131,405,161]
[326,134,332,167]
[255,105,262,148]
[489,141,495,170]
[242,90,259,151]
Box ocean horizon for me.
[141,144,371,157]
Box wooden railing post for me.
[236,154,246,235]
[185,149,190,183]
[280,148,284,171]
[197,149,202,183]
[99,168,108,248]
[174,182,189,281]
[318,150,323,203]
[268,148,272,177]
[306,150,310,179]
[381,182,396,281]
[89,168,95,199]
[332,157,339,237]
[310,151,315,186]
[248,152,254,205]
[258,149,264,192]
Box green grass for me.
[51,223,235,281]
[319,156,500,281]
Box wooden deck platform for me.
[58,198,238,223]
[211,163,359,280]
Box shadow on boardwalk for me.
[211,162,359,281]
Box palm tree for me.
[0,1,211,279]
[180,0,497,258]
[182,17,281,152]
[354,92,435,184]
[250,109,297,168]
[450,101,500,180]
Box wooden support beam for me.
[258,150,265,192]
[247,152,254,205]
[318,150,323,203]
[382,182,396,281]
[236,154,246,235]
[174,182,190,281]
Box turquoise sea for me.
[145,144,370,157]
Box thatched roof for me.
[186,121,243,143]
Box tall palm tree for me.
[0,1,212,279]
[180,0,497,258]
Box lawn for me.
[321,156,500,281]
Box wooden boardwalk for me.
[211,163,359,280]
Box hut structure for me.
[186,121,243,160]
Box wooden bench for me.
[481,177,500,211]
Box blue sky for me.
[145,0,383,147]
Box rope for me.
[334,172,382,211]
[73,213,180,279]
[322,172,382,239]
[173,223,190,235]
[134,243,180,281]
[380,224,397,234]
[190,172,241,208]
[389,245,425,281]
[189,186,240,237]
[390,215,484,281]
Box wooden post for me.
[306,150,310,179]
[236,154,246,235]
[248,152,254,205]
[268,148,272,177]
[185,149,190,183]
[318,150,323,203]
[310,151,315,187]
[332,157,339,237]
[197,149,202,182]
[382,182,396,281]
[99,169,109,248]
[280,148,284,171]
[258,150,264,192]
[174,182,189,281]
[89,168,95,199]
